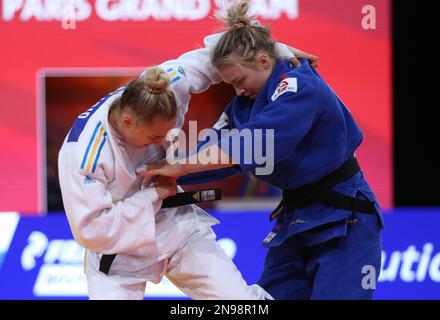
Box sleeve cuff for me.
[276,43,295,59]
[144,188,163,212]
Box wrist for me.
[178,163,191,176]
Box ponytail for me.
[212,0,278,69]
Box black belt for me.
[99,189,222,275]
[270,157,376,221]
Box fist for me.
[152,176,177,201]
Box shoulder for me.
[269,61,327,103]
[62,99,114,172]
[159,63,191,106]
[63,120,111,174]
[157,64,188,88]
[67,89,121,143]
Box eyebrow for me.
[149,135,164,139]
[230,76,243,84]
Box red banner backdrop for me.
[0,0,392,214]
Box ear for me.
[257,53,271,70]
[121,112,135,129]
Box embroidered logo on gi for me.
[193,191,201,202]
[263,232,277,244]
[271,77,297,101]
[201,190,216,201]
[178,66,186,77]
[83,175,95,184]
[289,219,309,226]
[213,112,230,130]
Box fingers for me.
[291,48,320,68]
[306,55,320,68]
[152,175,176,185]
[147,163,164,170]
[310,59,320,68]
[290,54,320,68]
[290,57,301,67]
[170,187,178,196]
[139,169,160,177]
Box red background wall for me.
[0,0,392,214]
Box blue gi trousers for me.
[257,199,382,300]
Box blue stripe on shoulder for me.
[170,76,181,85]
[67,87,124,143]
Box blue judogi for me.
[179,59,384,299]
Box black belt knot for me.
[270,157,376,221]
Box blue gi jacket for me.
[179,59,383,247]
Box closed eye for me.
[148,135,163,141]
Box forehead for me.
[138,116,176,133]
[219,63,250,81]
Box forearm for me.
[179,145,236,175]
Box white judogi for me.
[58,33,293,300]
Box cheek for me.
[247,80,259,91]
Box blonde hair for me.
[212,0,278,69]
[117,67,177,123]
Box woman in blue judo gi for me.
[141,1,384,300]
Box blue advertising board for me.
[0,209,439,299]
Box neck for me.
[108,100,124,137]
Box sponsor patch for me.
[271,77,298,101]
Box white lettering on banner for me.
[379,243,440,283]
[95,0,211,21]
[1,0,299,22]
[0,212,20,270]
[34,264,87,296]
[19,230,238,297]
[43,239,84,264]
[21,231,49,271]
[2,0,23,21]
[2,0,92,21]
[216,0,298,19]
[249,0,299,20]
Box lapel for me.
[231,60,290,127]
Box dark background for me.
[393,1,439,206]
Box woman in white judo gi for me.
[58,32,317,300]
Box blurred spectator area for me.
[45,74,280,212]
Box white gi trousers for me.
[85,225,271,300]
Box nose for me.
[234,87,245,96]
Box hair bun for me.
[143,67,170,94]
[225,1,252,29]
